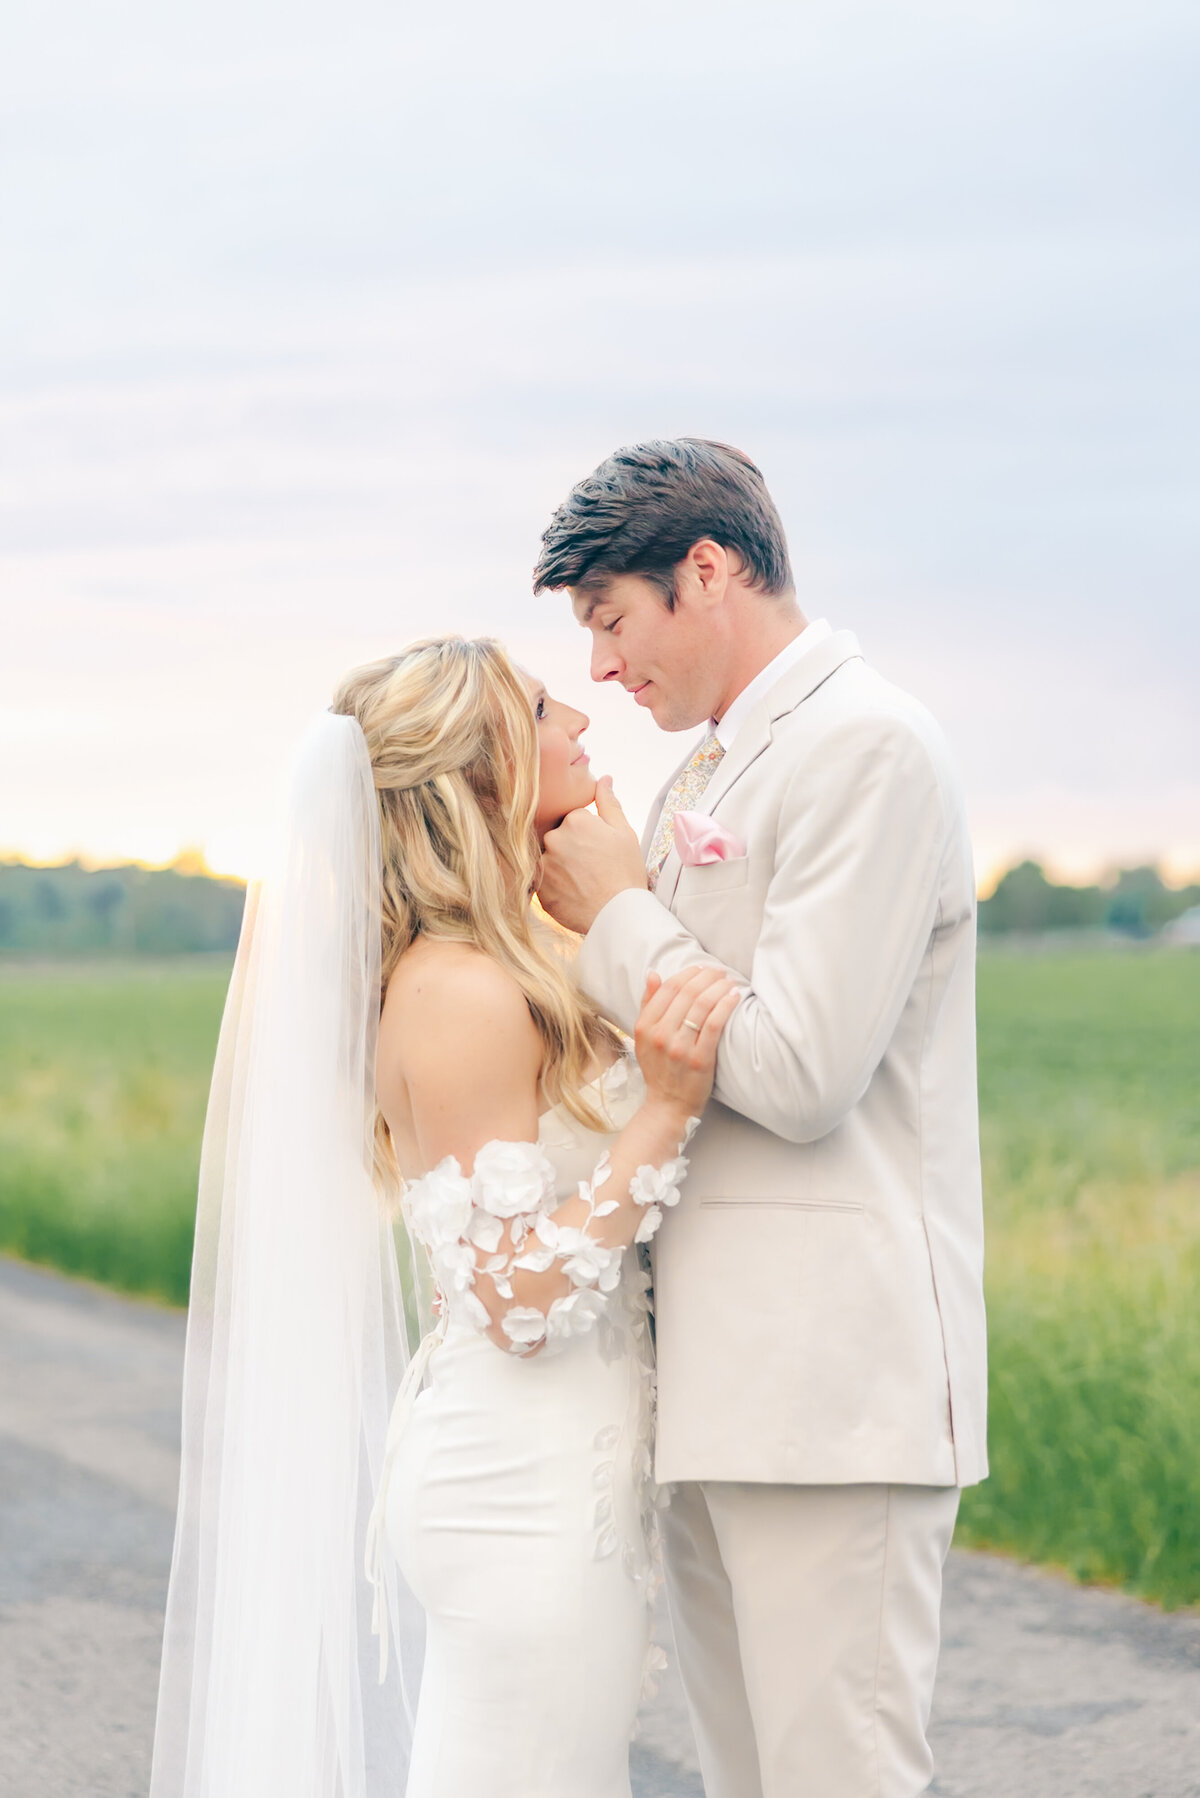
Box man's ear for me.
[678,539,729,609]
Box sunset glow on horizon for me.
[3,2,1197,891]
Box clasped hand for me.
[537,776,649,935]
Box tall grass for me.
[1,947,1197,1604]
[958,949,1200,1607]
[0,959,229,1304]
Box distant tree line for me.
[979,861,1200,937]
[0,857,246,957]
[1,854,1197,958]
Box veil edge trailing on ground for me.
[150,711,421,1798]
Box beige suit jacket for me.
[577,630,988,1488]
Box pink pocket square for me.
[673,811,746,867]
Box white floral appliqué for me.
[401,1117,699,1359]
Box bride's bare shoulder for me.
[380,939,540,1080]
[386,937,526,1011]
[379,942,543,1168]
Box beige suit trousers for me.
[662,1480,960,1798]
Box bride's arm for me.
[397,950,736,1354]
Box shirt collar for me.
[710,618,833,752]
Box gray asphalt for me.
[1,1254,1197,1798]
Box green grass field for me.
[1,948,1197,1606]
[0,959,229,1305]
[957,948,1200,1609]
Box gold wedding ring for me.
[682,1018,701,1032]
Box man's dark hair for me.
[532,437,794,608]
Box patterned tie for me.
[646,733,726,890]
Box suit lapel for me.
[654,630,863,907]
[703,629,862,813]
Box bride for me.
[150,636,737,1798]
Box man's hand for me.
[537,777,649,935]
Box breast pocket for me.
[675,855,751,899]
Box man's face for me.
[572,573,723,732]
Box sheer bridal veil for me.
[150,712,420,1798]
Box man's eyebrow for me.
[578,592,606,624]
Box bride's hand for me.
[634,965,740,1123]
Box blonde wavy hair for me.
[331,637,622,1186]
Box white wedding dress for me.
[155,716,693,1798]
[375,1056,687,1798]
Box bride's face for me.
[523,675,596,838]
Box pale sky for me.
[2,0,1197,891]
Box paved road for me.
[2,1254,1198,1798]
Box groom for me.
[534,439,987,1798]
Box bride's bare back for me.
[376,936,547,1182]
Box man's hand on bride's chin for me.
[537,777,648,934]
